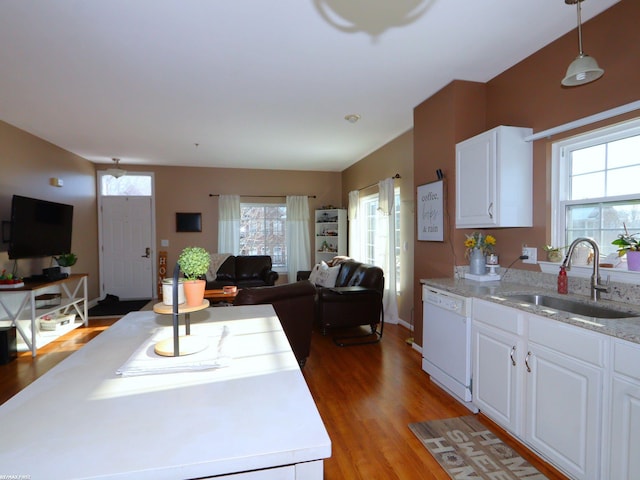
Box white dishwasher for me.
[422,285,476,412]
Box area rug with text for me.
[409,415,547,479]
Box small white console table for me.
[0,274,88,357]
[0,305,331,479]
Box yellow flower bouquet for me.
[464,232,496,258]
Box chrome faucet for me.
[562,237,610,301]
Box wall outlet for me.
[522,246,537,264]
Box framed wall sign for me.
[417,180,444,241]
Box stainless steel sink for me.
[504,294,638,319]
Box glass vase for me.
[469,248,486,275]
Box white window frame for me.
[358,188,401,292]
[239,203,287,272]
[551,117,640,280]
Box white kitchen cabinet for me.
[525,314,606,480]
[314,209,347,264]
[472,299,524,435]
[455,125,533,228]
[607,339,640,480]
[471,300,606,480]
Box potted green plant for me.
[54,253,77,275]
[177,247,211,306]
[612,225,640,271]
[543,245,565,263]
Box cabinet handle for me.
[510,346,516,366]
[525,351,532,373]
[488,202,494,219]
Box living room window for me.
[551,118,640,258]
[239,203,287,270]
[359,188,401,292]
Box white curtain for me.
[377,178,399,325]
[218,195,240,255]
[286,195,310,282]
[348,190,360,260]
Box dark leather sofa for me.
[300,260,384,344]
[233,280,317,367]
[205,255,279,289]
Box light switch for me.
[161,239,169,247]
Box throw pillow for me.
[315,265,340,287]
[206,253,231,282]
[308,263,323,285]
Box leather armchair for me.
[233,280,317,367]
[310,260,385,345]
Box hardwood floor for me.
[304,325,568,479]
[0,316,567,479]
[0,317,116,405]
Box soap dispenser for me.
[557,266,568,294]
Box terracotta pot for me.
[183,279,206,306]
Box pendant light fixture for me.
[561,0,604,87]
[106,158,127,178]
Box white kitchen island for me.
[0,305,331,480]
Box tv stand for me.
[0,274,88,357]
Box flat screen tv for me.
[8,195,74,259]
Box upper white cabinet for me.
[456,125,533,228]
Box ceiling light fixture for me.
[561,0,604,87]
[106,158,127,178]
[344,114,361,124]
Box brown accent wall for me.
[412,0,640,347]
[342,129,414,327]
[0,120,100,298]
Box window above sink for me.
[539,260,638,285]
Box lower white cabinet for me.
[608,339,640,480]
[472,299,524,436]
[472,299,606,480]
[525,315,605,480]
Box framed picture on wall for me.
[417,180,444,241]
[176,212,202,232]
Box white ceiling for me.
[0,0,619,172]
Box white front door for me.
[101,196,154,300]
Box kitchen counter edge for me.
[420,278,640,344]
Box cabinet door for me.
[472,322,523,435]
[609,377,640,480]
[455,130,496,227]
[608,340,640,480]
[525,343,603,480]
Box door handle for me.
[141,247,151,258]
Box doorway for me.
[98,172,156,300]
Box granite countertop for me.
[420,276,640,344]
